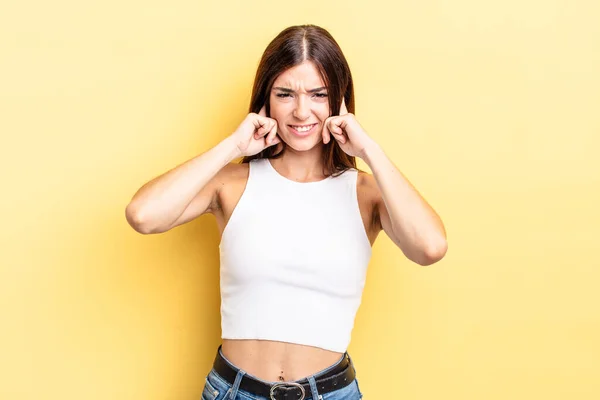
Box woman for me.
[126,24,447,400]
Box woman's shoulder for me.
[217,161,250,184]
[357,170,378,191]
[357,170,382,205]
[213,162,250,214]
[355,170,383,238]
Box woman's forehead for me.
[273,61,326,91]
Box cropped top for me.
[218,158,372,353]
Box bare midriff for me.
[221,339,344,382]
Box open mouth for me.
[288,123,318,137]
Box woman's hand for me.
[322,100,378,159]
[229,106,281,157]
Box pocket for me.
[201,375,220,400]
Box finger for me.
[266,121,278,144]
[258,105,267,117]
[254,124,266,139]
[322,117,332,144]
[329,117,344,136]
[325,118,343,144]
[266,135,281,147]
[340,98,348,115]
[253,116,271,139]
[328,118,347,144]
[270,136,282,146]
[330,130,347,144]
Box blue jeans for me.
[201,347,364,400]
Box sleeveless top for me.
[218,158,372,353]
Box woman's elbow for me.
[418,239,448,266]
[125,204,154,234]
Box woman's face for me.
[269,61,330,152]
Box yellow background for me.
[1,0,599,399]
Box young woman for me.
[126,24,447,400]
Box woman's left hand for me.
[322,100,378,159]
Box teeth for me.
[292,124,315,132]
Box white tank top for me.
[218,158,372,353]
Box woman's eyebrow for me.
[273,86,327,93]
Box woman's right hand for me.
[229,106,281,157]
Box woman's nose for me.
[293,97,311,120]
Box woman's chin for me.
[281,136,324,152]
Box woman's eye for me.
[275,93,327,98]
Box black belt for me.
[212,345,356,400]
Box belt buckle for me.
[270,382,306,400]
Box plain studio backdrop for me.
[1,0,599,399]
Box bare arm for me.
[125,108,280,234]
[321,101,447,266]
[361,144,447,266]
[125,137,241,234]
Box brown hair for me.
[241,24,357,176]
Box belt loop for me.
[307,375,320,400]
[346,352,356,372]
[228,369,246,399]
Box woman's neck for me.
[270,144,327,182]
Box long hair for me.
[241,25,357,176]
